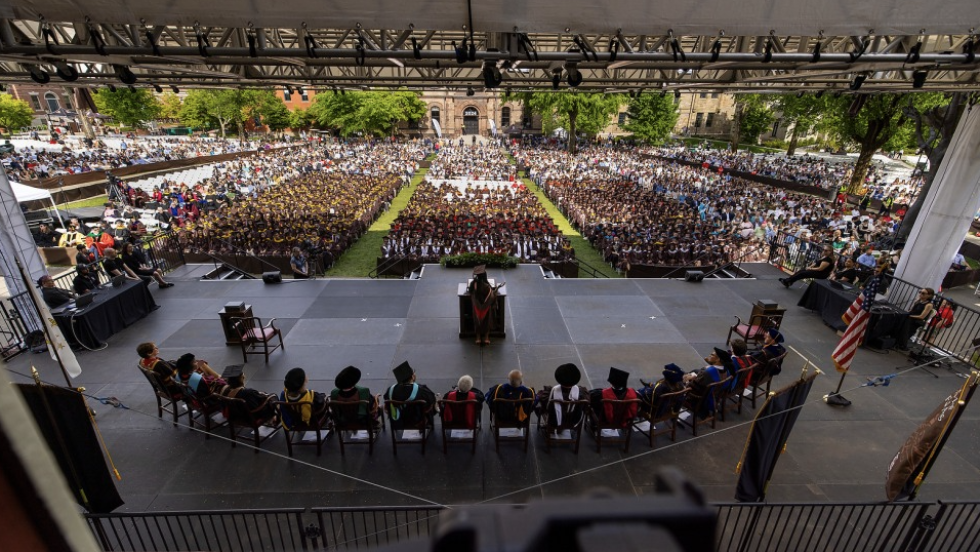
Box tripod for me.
[908,321,956,378]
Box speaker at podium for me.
[458,278,507,339]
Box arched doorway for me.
[462,107,479,135]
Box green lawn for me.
[56,195,109,209]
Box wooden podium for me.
[218,304,253,345]
[458,279,507,338]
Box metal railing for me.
[83,500,980,552]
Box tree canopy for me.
[0,93,35,132]
[622,92,679,144]
[158,92,182,120]
[308,91,426,136]
[508,91,625,152]
[92,88,161,128]
[178,89,286,137]
[772,94,825,155]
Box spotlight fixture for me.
[912,70,928,89]
[815,90,825,98]
[466,86,475,96]
[171,85,180,94]
[849,74,867,91]
[660,90,667,97]
[796,91,805,98]
[55,63,79,82]
[482,63,502,88]
[108,84,116,92]
[153,84,163,93]
[566,66,582,87]
[29,66,50,84]
[116,65,137,85]
[674,90,681,99]
[552,70,561,90]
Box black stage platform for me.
[5,263,979,511]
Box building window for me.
[699,92,707,99]
[501,107,510,128]
[522,115,533,129]
[618,112,627,126]
[300,88,309,101]
[44,92,60,112]
[711,93,719,99]
[694,113,704,128]
[29,94,42,111]
[771,121,780,135]
[706,113,715,128]
[283,87,292,101]
[430,106,440,124]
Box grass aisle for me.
[520,175,620,278]
[325,167,430,277]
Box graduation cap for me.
[222,364,245,386]
[555,363,581,386]
[176,353,196,373]
[713,347,734,367]
[335,366,362,390]
[767,329,785,344]
[283,367,307,392]
[663,363,685,384]
[472,265,487,275]
[392,360,414,383]
[607,367,630,389]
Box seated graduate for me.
[279,367,328,429]
[37,274,74,308]
[636,363,686,409]
[217,364,277,420]
[589,367,639,425]
[683,347,733,419]
[136,342,180,394]
[175,353,226,398]
[329,365,380,425]
[535,363,590,427]
[485,370,535,423]
[383,360,437,426]
[441,375,485,426]
[72,263,99,295]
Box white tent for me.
[9,180,64,228]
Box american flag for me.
[832,274,882,373]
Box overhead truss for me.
[1,17,978,93]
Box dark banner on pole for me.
[17,383,124,513]
[886,372,978,502]
[735,371,818,502]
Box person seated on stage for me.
[636,363,685,409]
[175,353,225,398]
[588,367,639,425]
[121,242,174,288]
[485,370,535,423]
[72,264,99,295]
[683,347,733,419]
[534,363,590,428]
[289,246,309,279]
[216,365,277,421]
[951,251,968,271]
[383,361,437,426]
[33,223,58,247]
[137,342,180,394]
[37,274,74,308]
[329,365,380,426]
[779,245,835,288]
[101,248,143,284]
[832,258,859,285]
[895,288,937,352]
[279,367,328,429]
[440,375,485,427]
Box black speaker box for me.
[684,270,705,283]
[262,271,282,284]
[868,336,896,350]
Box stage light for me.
[482,64,502,88]
[552,71,561,90]
[815,90,825,98]
[153,84,163,93]
[796,91,805,98]
[171,85,180,94]
[29,66,50,84]
[55,64,79,82]
[912,71,928,89]
[108,84,116,92]
[466,86,475,96]
[660,90,667,97]
[566,66,582,87]
[128,85,137,92]
[674,90,681,99]
[849,74,866,91]
[116,65,137,85]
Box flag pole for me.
[824,372,851,406]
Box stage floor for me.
[5,263,979,510]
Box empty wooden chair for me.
[232,316,284,363]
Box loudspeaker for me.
[868,336,896,350]
[684,270,705,283]
[262,271,282,284]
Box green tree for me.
[0,93,35,133]
[622,92,679,144]
[510,91,625,152]
[820,93,947,193]
[289,108,316,131]
[254,93,291,132]
[729,94,772,151]
[92,88,161,128]
[158,92,182,120]
[773,94,825,155]
[309,90,426,136]
[178,89,264,138]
